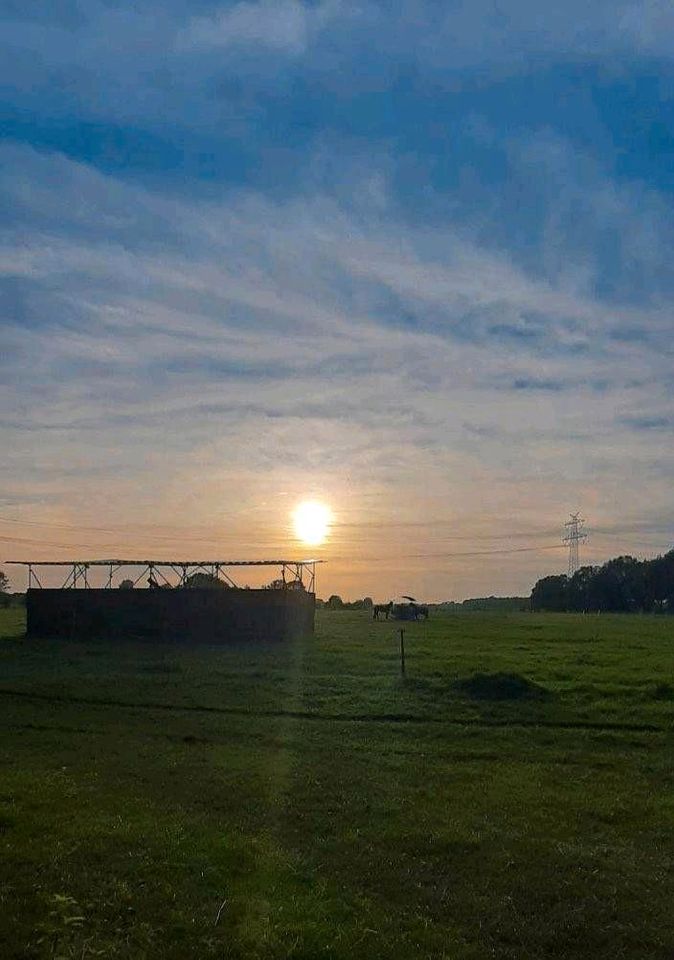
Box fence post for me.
[399,628,406,677]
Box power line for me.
[320,545,567,563]
[410,544,565,559]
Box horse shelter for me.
[8,559,321,643]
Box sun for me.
[292,501,332,546]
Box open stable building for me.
[8,559,320,643]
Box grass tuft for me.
[454,671,551,701]
[648,682,674,701]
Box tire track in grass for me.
[0,688,668,733]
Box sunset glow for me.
[293,501,332,547]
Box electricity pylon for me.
[563,513,587,577]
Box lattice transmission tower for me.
[563,513,587,576]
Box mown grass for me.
[1,608,673,959]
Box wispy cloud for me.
[181,0,358,55]
[1,140,673,596]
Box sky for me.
[1,0,674,600]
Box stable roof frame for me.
[7,559,321,593]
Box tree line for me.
[318,596,530,612]
[436,596,529,613]
[531,550,674,613]
[317,596,374,610]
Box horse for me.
[373,601,393,620]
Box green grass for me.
[1,608,673,959]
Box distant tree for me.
[567,566,598,612]
[586,556,644,612]
[531,575,568,612]
[461,596,530,612]
[315,596,372,610]
[645,550,674,612]
[119,579,134,590]
[0,570,9,608]
[184,572,229,589]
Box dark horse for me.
[373,601,393,620]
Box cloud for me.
[2,0,674,143]
[619,414,674,431]
[380,0,674,67]
[500,130,674,302]
[617,0,674,56]
[181,0,352,55]
[511,378,566,392]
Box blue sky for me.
[1,1,674,598]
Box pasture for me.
[1,607,672,959]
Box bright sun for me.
[293,501,332,546]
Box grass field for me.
[1,607,673,959]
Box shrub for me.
[649,682,674,701]
[454,672,550,701]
